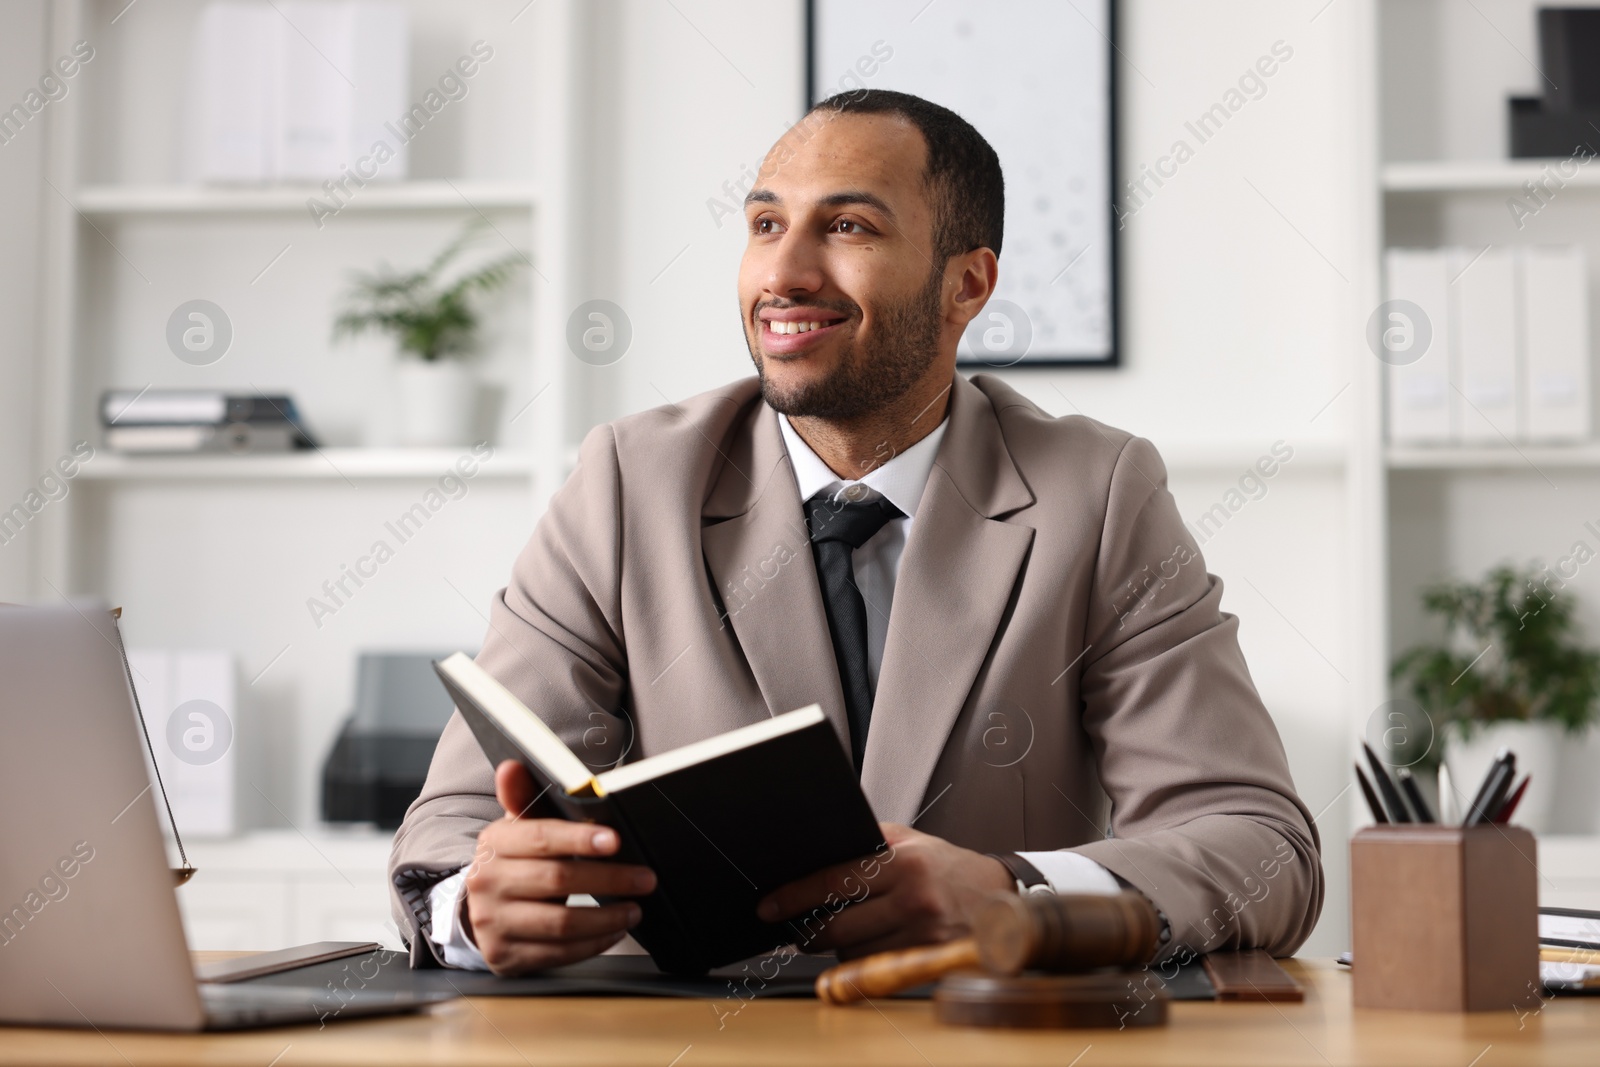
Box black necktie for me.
[804,493,904,774]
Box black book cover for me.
[434,663,884,974]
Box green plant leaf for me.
[1391,562,1600,740]
[330,220,527,362]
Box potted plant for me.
[1391,563,1600,831]
[333,222,525,447]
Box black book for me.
[431,653,885,975]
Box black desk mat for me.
[239,949,1218,1001]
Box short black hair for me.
[809,88,1005,264]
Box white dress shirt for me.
[426,408,1115,968]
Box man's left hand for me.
[755,822,1014,959]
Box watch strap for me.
[987,851,1050,891]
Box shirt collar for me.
[776,409,948,520]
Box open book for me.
[432,653,884,974]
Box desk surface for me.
[0,958,1590,1066]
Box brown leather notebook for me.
[1201,950,1304,1002]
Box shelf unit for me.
[77,448,539,482]
[73,181,540,216]
[1382,159,1600,193]
[1387,444,1600,470]
[1368,0,1600,842]
[169,828,400,952]
[31,0,589,847]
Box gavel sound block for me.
[815,891,1167,1029]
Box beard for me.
[747,267,944,421]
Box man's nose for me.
[764,229,825,297]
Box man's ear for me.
[945,247,1000,331]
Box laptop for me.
[0,602,455,1030]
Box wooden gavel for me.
[815,890,1161,1004]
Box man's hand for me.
[755,822,1014,960]
[460,760,657,975]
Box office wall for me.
[580,0,1364,955]
[0,1,47,601]
[0,0,1363,954]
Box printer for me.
[320,651,461,828]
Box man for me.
[389,89,1323,974]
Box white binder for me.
[126,650,237,838]
[190,3,279,182]
[274,2,409,182]
[189,1,408,184]
[1384,249,1454,443]
[1454,248,1521,444]
[274,2,354,179]
[1520,246,1592,442]
[346,2,410,181]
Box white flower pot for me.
[1441,720,1561,831]
[395,360,475,447]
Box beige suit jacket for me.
[389,372,1323,966]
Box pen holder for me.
[1350,824,1539,1012]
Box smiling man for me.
[389,89,1323,974]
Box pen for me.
[1438,764,1457,825]
[1465,750,1517,827]
[1355,763,1389,824]
[1362,741,1412,823]
[1462,747,1511,826]
[1397,767,1435,823]
[1493,775,1530,825]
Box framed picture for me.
[807,0,1119,368]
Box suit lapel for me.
[701,406,852,752]
[860,375,1036,824]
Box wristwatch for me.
[987,854,1175,953]
[987,852,1055,896]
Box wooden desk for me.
[0,959,1592,1066]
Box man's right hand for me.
[461,759,657,975]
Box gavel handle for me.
[814,938,981,1004]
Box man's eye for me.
[833,219,863,235]
[754,217,782,235]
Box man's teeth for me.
[767,320,832,335]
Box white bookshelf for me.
[32,0,588,845]
[73,181,540,216]
[78,448,539,482]
[164,827,400,952]
[1369,0,1600,855]
[25,0,594,955]
[1383,160,1600,193]
[1387,444,1600,470]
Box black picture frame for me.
[804,0,1121,369]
